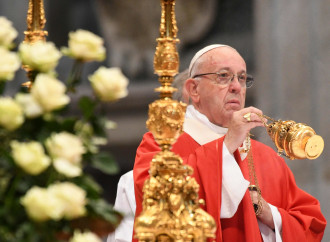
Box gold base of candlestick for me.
[134,151,216,241]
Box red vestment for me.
[133,131,326,241]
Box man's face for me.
[193,47,247,127]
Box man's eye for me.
[239,74,247,80]
[219,72,230,78]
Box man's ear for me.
[184,78,200,103]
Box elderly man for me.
[132,44,326,241]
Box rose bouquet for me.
[0,16,127,241]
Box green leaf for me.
[91,152,119,175]
[78,96,96,120]
[87,199,123,225]
[60,117,77,132]
[91,117,107,137]
[75,175,103,199]
[0,169,12,198]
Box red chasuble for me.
[133,131,326,241]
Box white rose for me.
[69,231,102,242]
[20,186,64,222]
[0,16,18,49]
[89,67,129,102]
[52,157,82,177]
[0,97,24,131]
[48,182,87,219]
[15,93,43,118]
[45,132,85,177]
[0,47,21,81]
[45,132,85,165]
[31,74,70,112]
[11,141,50,175]
[62,29,106,62]
[19,40,62,72]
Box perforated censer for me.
[257,114,324,160]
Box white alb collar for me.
[185,105,228,136]
[183,105,249,160]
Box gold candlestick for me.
[24,0,48,43]
[134,0,216,241]
[22,0,48,89]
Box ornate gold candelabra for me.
[134,0,216,241]
[24,0,48,43]
[258,114,324,160]
[22,0,48,89]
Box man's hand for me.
[224,106,273,228]
[250,190,275,229]
[224,106,266,154]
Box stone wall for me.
[254,0,330,240]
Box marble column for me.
[254,0,330,240]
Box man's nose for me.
[228,75,242,92]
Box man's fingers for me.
[241,107,267,125]
[243,112,265,123]
[249,190,259,203]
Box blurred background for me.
[1,0,329,240]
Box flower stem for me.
[0,81,6,95]
[4,171,22,212]
[67,59,84,93]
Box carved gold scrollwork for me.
[135,151,216,241]
[146,99,186,150]
[154,39,179,78]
